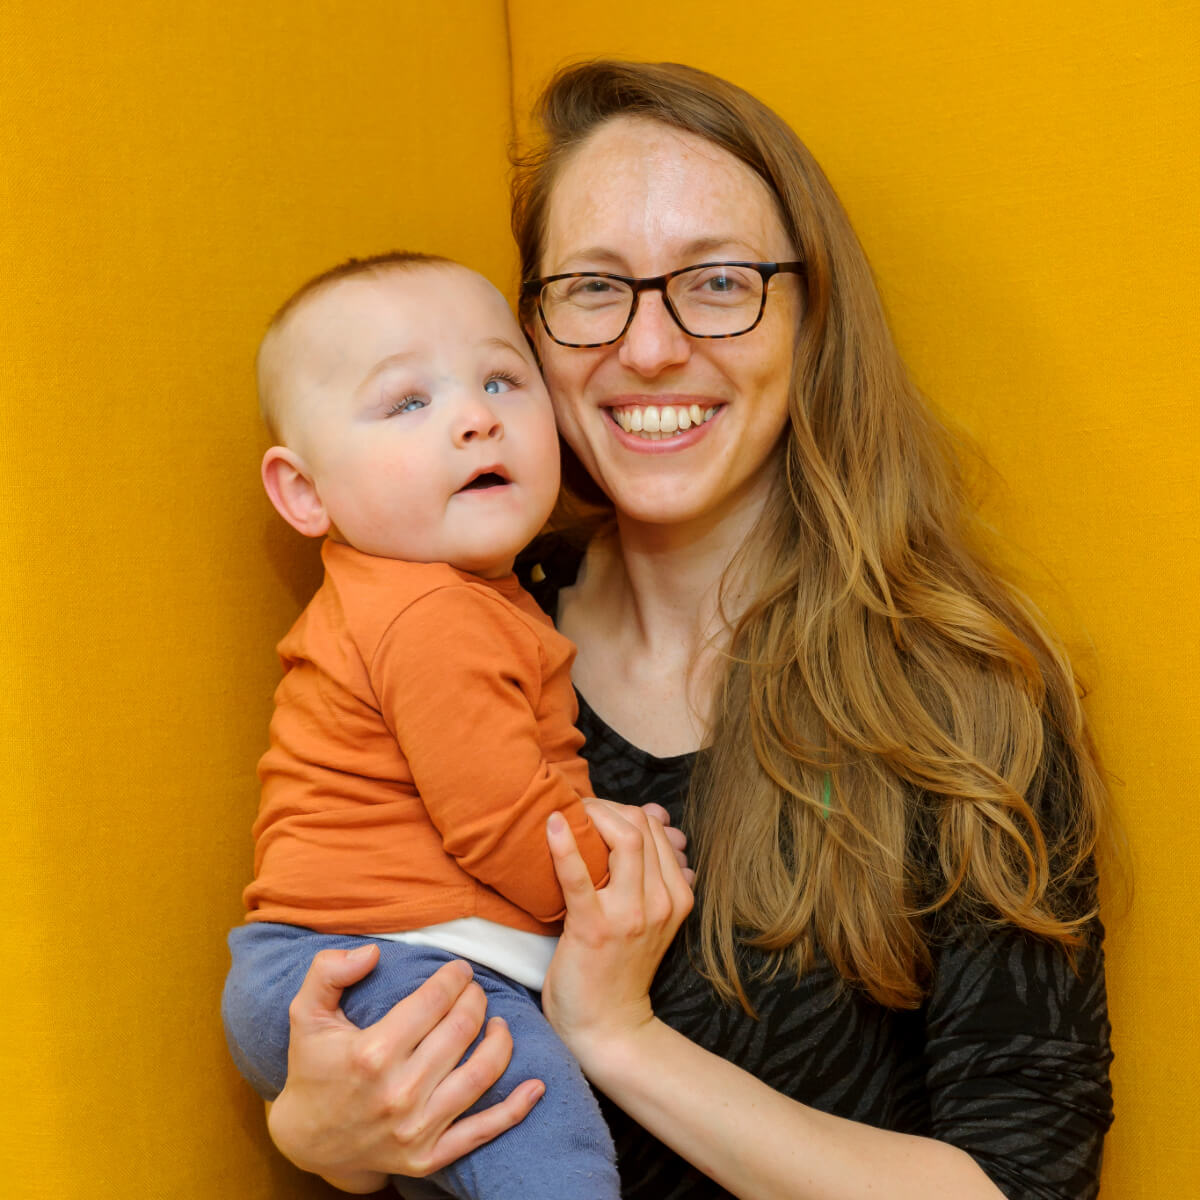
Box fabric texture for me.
[222,924,619,1199]
[520,537,1115,1200]
[245,540,609,935]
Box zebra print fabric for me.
[524,543,1114,1200]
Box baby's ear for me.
[261,446,330,538]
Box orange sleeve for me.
[372,585,609,923]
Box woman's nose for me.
[452,395,504,445]
[617,290,692,377]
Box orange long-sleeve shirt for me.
[245,540,609,936]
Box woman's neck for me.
[609,511,756,648]
[560,473,777,756]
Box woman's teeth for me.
[610,404,718,439]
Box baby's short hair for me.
[256,250,457,441]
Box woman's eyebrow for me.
[555,236,764,272]
[677,235,758,259]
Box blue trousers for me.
[222,922,619,1199]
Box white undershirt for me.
[375,917,556,991]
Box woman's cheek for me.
[543,371,594,460]
[553,403,600,480]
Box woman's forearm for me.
[578,1018,1004,1200]
[544,806,1002,1197]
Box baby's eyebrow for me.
[481,335,527,355]
[356,350,420,390]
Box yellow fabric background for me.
[2,1,1196,1195]
[512,7,1199,1195]
[0,3,515,1196]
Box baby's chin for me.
[456,561,518,580]
[444,552,518,579]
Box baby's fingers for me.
[641,802,672,826]
[646,815,696,917]
[635,801,689,872]
[660,821,688,858]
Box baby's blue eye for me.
[386,395,427,416]
[484,375,515,395]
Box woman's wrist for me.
[266,1092,387,1191]
[566,1012,666,1092]
[319,1168,391,1194]
[316,1168,391,1194]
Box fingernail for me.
[347,944,374,959]
[547,812,566,834]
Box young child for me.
[222,252,628,1199]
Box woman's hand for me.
[267,946,544,1191]
[542,800,694,1072]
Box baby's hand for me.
[576,801,691,888]
[642,801,694,884]
[581,798,694,885]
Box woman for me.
[254,60,1114,1199]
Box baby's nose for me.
[453,395,504,444]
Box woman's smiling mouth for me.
[608,403,722,441]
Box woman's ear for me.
[261,446,331,538]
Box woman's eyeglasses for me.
[521,260,805,348]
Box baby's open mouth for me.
[458,471,509,492]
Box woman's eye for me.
[683,266,756,306]
[696,270,744,294]
[385,395,427,416]
[484,373,519,395]
[567,277,618,300]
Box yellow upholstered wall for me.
[3,1,1196,1196]
[508,1,1199,1194]
[0,4,514,1196]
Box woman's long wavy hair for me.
[512,59,1114,1012]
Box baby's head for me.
[257,253,560,578]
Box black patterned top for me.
[521,540,1114,1200]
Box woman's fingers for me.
[547,811,604,924]
[552,799,693,948]
[426,1071,546,1173]
[369,958,478,1059]
[348,976,538,1174]
[272,951,541,1182]
[400,974,494,1099]
[417,1015,541,1158]
[584,802,650,901]
[288,943,382,1030]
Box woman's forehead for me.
[542,117,790,272]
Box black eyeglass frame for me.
[521,260,806,348]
